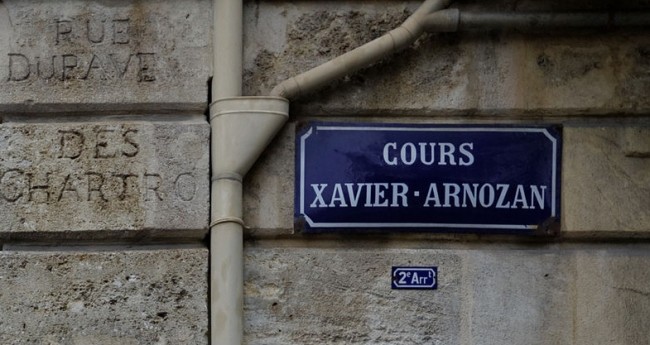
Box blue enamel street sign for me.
[392,267,438,290]
[295,122,561,234]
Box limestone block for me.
[0,248,208,344]
[575,250,650,345]
[244,248,464,344]
[243,245,650,344]
[0,120,209,236]
[466,251,574,345]
[623,126,650,158]
[0,0,210,113]
[563,125,650,232]
[243,1,650,116]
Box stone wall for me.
[1,0,212,343]
[241,4,650,343]
[1,0,649,344]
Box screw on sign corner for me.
[534,217,560,236]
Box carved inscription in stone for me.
[7,18,157,83]
[0,0,210,112]
[0,121,209,233]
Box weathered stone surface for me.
[466,250,574,345]
[243,1,650,116]
[0,248,208,344]
[244,245,650,344]
[0,120,209,236]
[563,125,650,233]
[575,250,650,345]
[623,126,650,158]
[0,0,210,113]
[244,247,464,344]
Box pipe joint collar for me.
[209,96,290,120]
[423,8,460,32]
[212,172,243,182]
[210,216,246,229]
[270,79,300,99]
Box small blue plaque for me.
[295,122,561,234]
[392,267,438,290]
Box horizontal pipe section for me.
[438,11,650,32]
[459,12,609,30]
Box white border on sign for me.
[393,267,437,288]
[299,125,558,229]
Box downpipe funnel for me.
[208,96,289,345]
[210,97,289,178]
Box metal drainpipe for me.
[423,9,650,32]
[210,0,244,344]
[209,96,287,345]
[210,0,288,344]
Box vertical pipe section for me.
[210,177,244,345]
[213,0,243,100]
[211,0,243,344]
